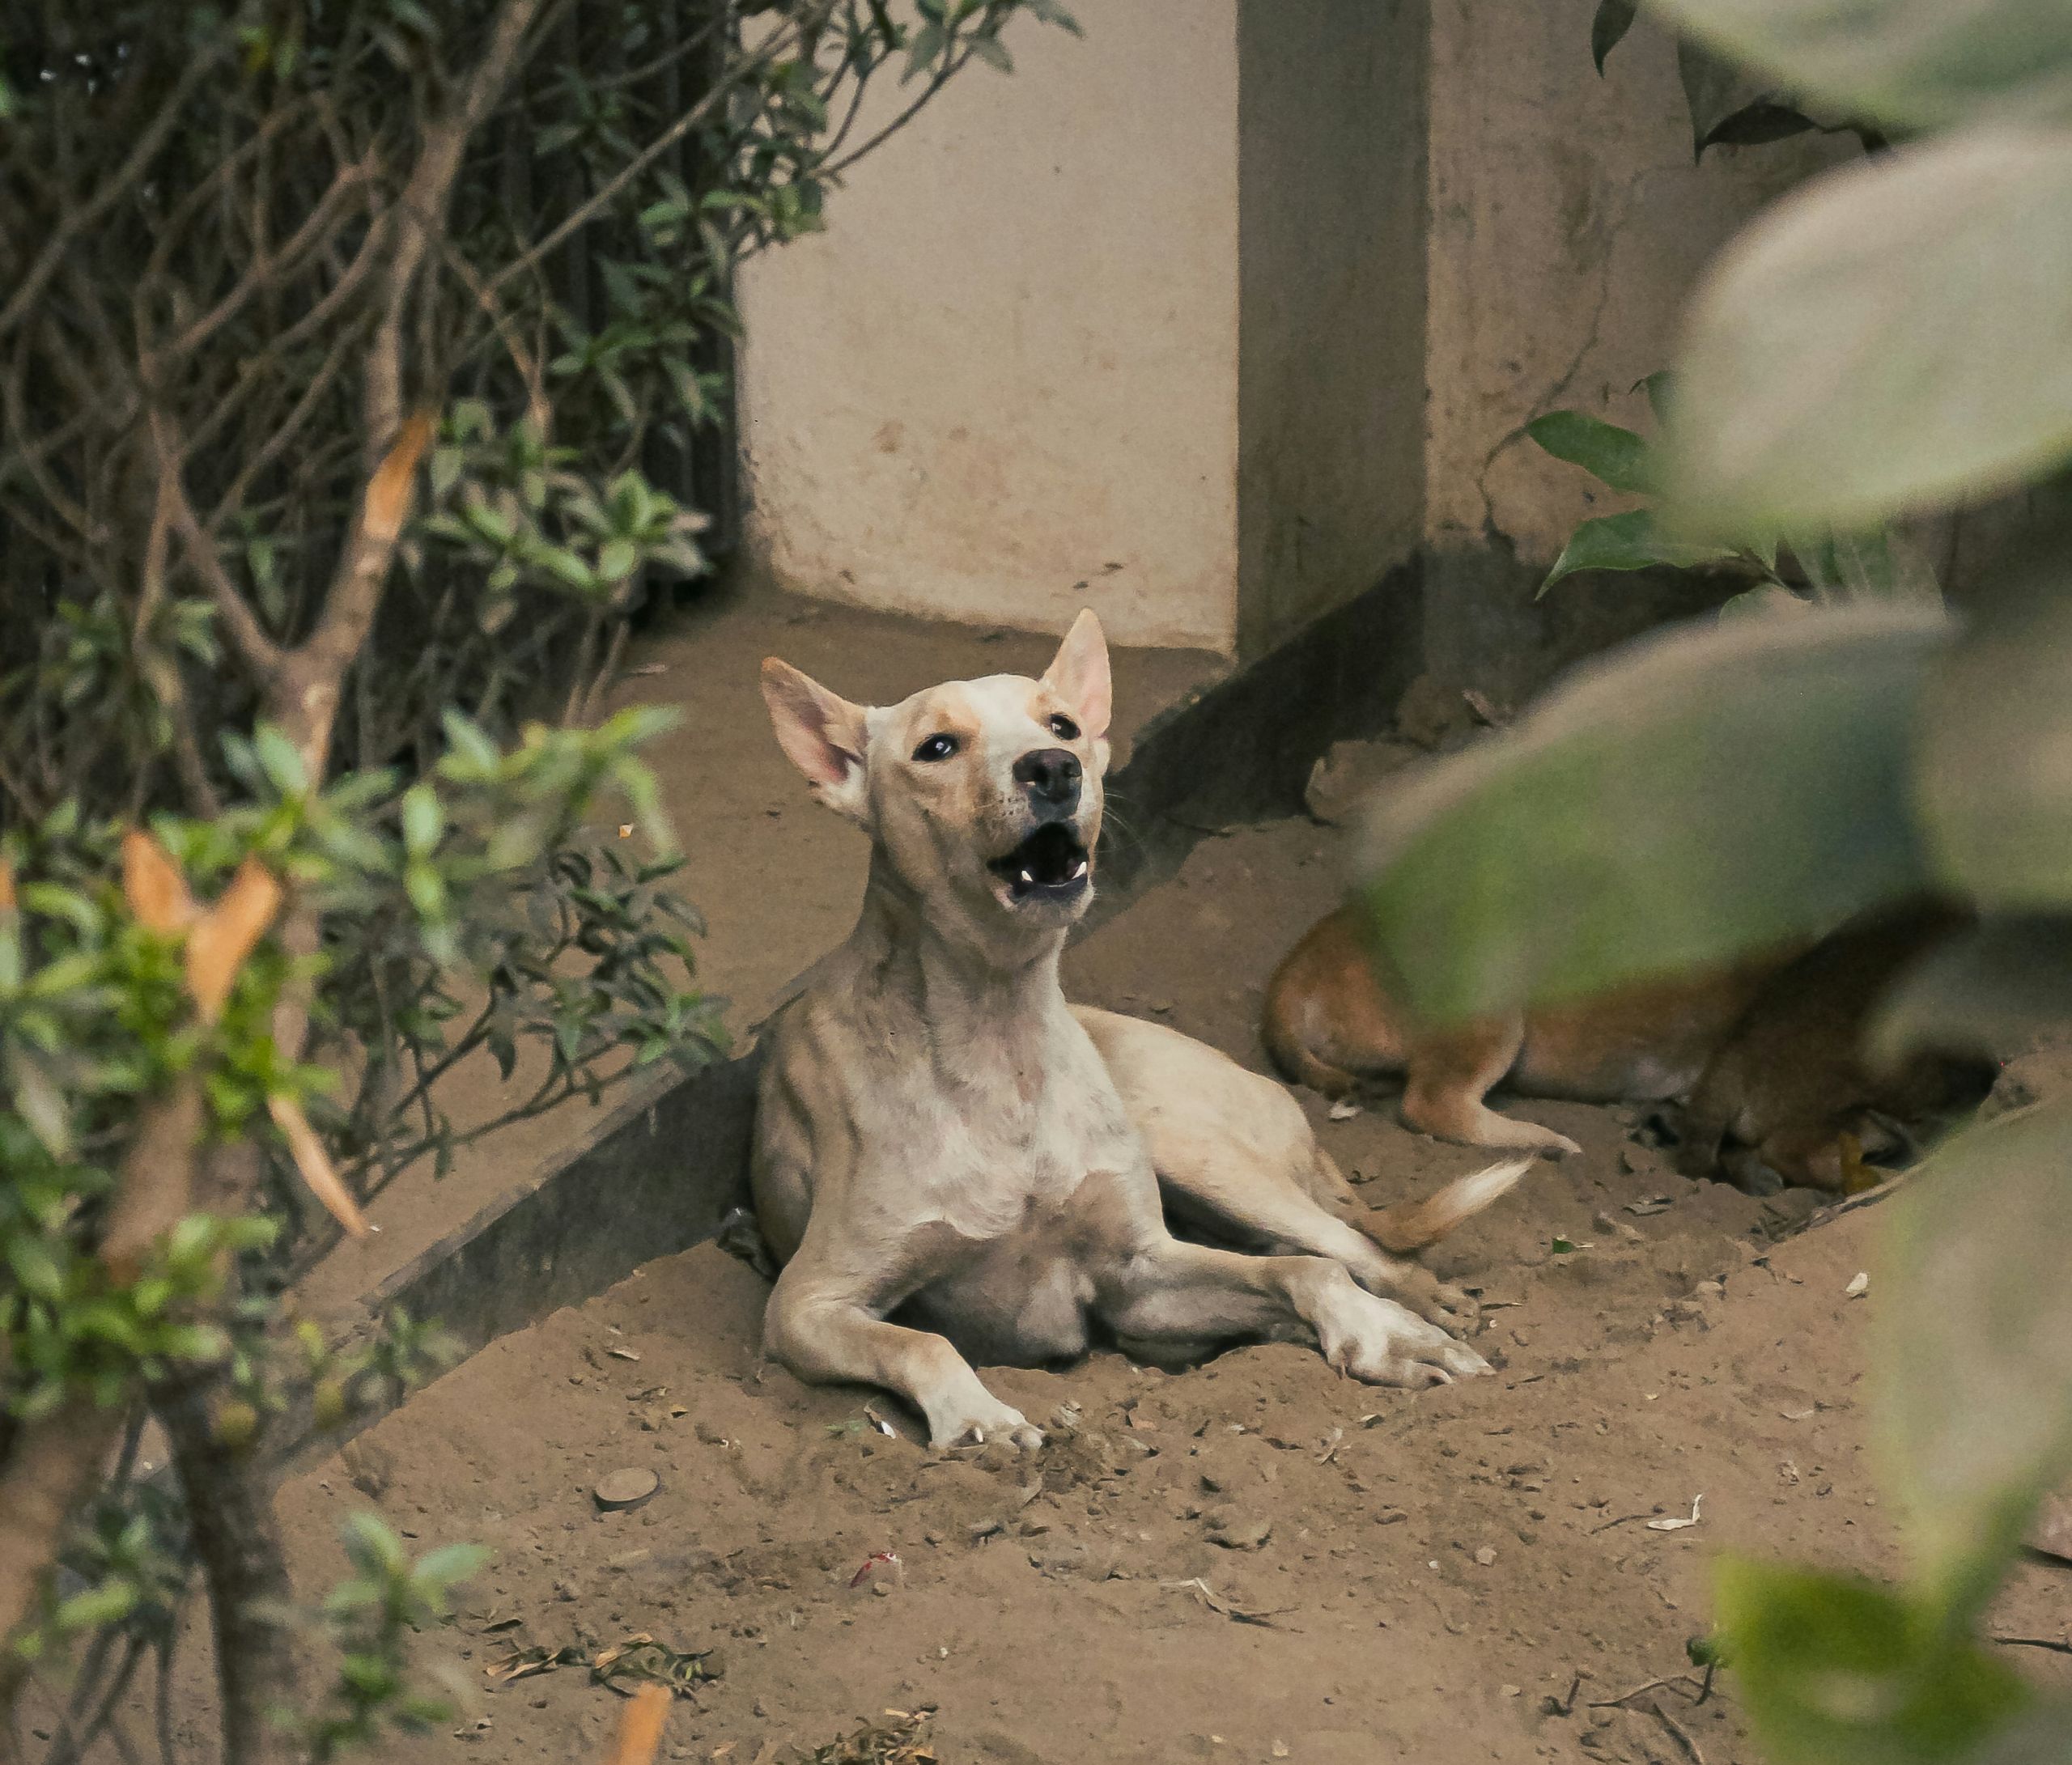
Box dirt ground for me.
[183,804,2067,1765]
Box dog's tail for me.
[1360,1157,1531,1254]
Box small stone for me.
[1204,1506,1272,1551]
[1473,1546,1497,1567]
[593,1468,660,1512]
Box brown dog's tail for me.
[1360,1157,1532,1254]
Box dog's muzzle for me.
[987,821,1091,906]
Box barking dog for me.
[750,613,1526,1449]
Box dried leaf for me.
[1162,1576,1297,1627]
[364,411,435,545]
[604,1682,672,1765]
[121,830,197,933]
[270,1093,371,1237]
[1648,1494,1705,1532]
[185,857,283,1020]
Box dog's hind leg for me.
[1078,1003,1518,1333]
[1400,1020,1582,1157]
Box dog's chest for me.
[875,1019,1140,1233]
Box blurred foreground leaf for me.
[1662,128,2072,538]
[1870,915,2072,1066]
[1356,603,1948,1025]
[1715,1559,2032,1765]
[1879,1099,2072,1620]
[1915,575,2072,908]
[1641,0,2072,131]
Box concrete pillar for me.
[737,0,1856,682]
[1236,0,1427,660]
[1418,0,1856,700]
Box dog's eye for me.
[911,733,959,763]
[1047,714,1081,741]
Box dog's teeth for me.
[1018,868,1034,885]
[1070,859,1088,879]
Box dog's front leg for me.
[763,1265,1044,1451]
[1101,1239,1491,1387]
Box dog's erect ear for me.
[1042,609,1111,742]
[762,658,870,821]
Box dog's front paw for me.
[925,1394,1044,1453]
[1323,1293,1491,1389]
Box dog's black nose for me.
[1013,746,1082,810]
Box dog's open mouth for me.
[987,822,1090,904]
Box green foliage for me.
[1526,379,1937,609]
[1662,134,2072,538]
[2,4,1052,1758]
[1639,0,2072,134]
[1589,0,1880,158]
[1714,1560,2034,1765]
[1361,6,2072,1763]
[1357,603,1947,1022]
[307,1514,488,1760]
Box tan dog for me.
[1263,904,1790,1157]
[1676,903,1994,1194]
[751,613,1526,1449]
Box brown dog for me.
[1263,903,1788,1157]
[1264,899,1993,1189]
[1675,903,1995,1194]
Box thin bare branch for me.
[0,48,225,346]
[147,410,285,681]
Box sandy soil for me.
[192,812,2072,1765]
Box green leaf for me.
[1794,528,1942,605]
[903,19,945,79]
[1591,0,1637,72]
[970,32,1013,72]
[1879,1098,2072,1620]
[1914,575,2072,906]
[1539,508,1738,596]
[54,1579,138,1635]
[1714,1558,2032,1765]
[6,1232,66,1302]
[253,724,308,797]
[1676,36,1824,157]
[1867,914,2072,1067]
[1662,129,2072,540]
[340,1512,408,1580]
[596,538,639,584]
[414,1542,489,1589]
[6,1049,74,1160]
[1641,0,2072,131]
[401,785,444,859]
[1523,411,1654,493]
[1354,604,1947,1025]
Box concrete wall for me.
[1236,0,1427,659]
[1419,0,1858,698]
[737,0,1858,682]
[735,2,1242,654]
